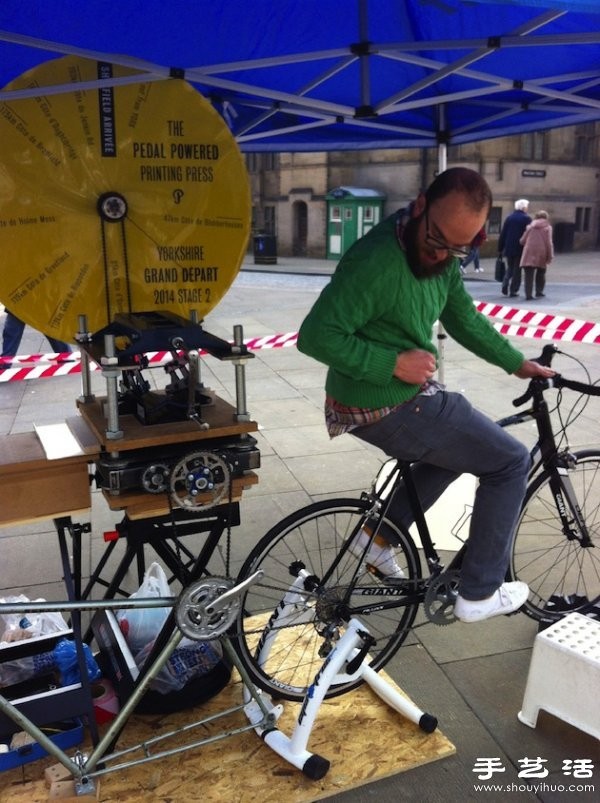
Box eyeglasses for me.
[424,206,471,258]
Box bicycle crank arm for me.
[205,570,264,615]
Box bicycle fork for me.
[550,464,594,547]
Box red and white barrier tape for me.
[475,302,600,344]
[1,302,599,383]
[0,332,300,382]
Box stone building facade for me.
[246,122,600,258]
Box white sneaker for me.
[349,528,405,582]
[454,581,529,623]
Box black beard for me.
[403,215,453,279]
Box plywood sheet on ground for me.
[0,673,454,803]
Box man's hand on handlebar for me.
[513,359,556,380]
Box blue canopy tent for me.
[0,0,598,378]
[0,0,598,153]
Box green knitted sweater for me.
[297,214,524,408]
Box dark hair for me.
[425,167,492,214]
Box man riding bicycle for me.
[298,167,554,623]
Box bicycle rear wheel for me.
[510,449,600,622]
[232,497,421,701]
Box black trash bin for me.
[253,234,277,265]
[553,222,576,253]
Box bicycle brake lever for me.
[512,388,532,408]
[533,343,558,368]
[512,376,555,408]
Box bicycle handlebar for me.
[512,345,600,407]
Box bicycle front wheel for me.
[510,449,600,622]
[232,497,421,701]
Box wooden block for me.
[44,763,72,786]
[0,431,92,526]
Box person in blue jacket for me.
[1,310,71,357]
[498,199,531,297]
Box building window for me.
[487,206,502,235]
[574,124,597,162]
[522,131,546,161]
[263,152,277,170]
[575,206,591,233]
[264,205,276,235]
[575,136,596,163]
[344,208,353,221]
[330,205,341,221]
[364,206,374,222]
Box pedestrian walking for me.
[498,199,531,297]
[460,226,487,274]
[519,211,554,300]
[1,310,72,357]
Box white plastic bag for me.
[115,564,225,696]
[0,595,69,642]
[0,595,69,686]
[116,562,171,654]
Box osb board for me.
[0,674,454,803]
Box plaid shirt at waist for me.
[325,380,444,438]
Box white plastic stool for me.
[518,612,600,739]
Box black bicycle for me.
[231,345,600,702]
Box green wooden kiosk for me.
[326,187,386,260]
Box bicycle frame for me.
[315,459,466,620]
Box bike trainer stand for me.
[244,617,439,779]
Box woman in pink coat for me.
[519,211,554,300]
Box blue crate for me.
[0,719,83,771]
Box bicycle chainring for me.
[423,570,461,626]
[175,576,238,640]
[170,450,230,512]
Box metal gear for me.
[315,587,349,624]
[169,450,230,511]
[175,576,238,640]
[423,570,461,626]
[141,463,170,494]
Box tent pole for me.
[437,141,447,384]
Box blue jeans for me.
[461,246,480,270]
[2,311,71,357]
[351,390,530,599]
